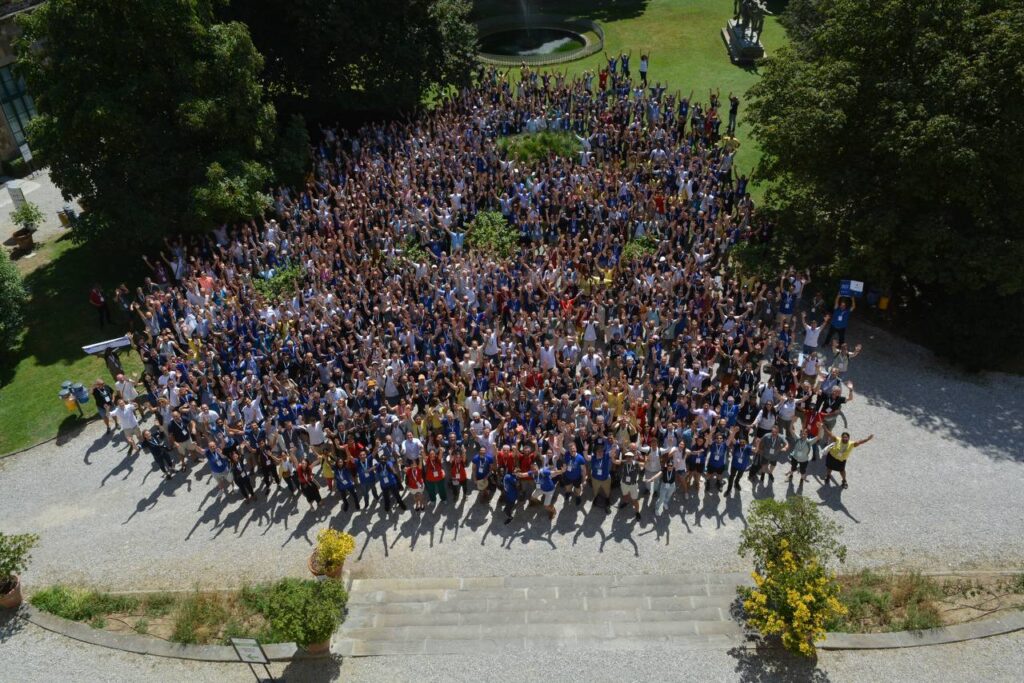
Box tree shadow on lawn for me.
[0,234,146,388]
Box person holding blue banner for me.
[824,294,856,347]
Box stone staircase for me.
[336,572,750,656]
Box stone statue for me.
[750,0,772,42]
[739,0,754,37]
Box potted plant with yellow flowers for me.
[308,528,355,580]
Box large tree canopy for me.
[225,0,477,119]
[18,0,277,242]
[746,0,1024,367]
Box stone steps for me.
[337,572,750,656]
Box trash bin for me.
[72,383,90,404]
[59,389,79,413]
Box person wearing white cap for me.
[613,450,642,521]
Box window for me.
[0,64,37,148]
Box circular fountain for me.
[475,13,604,66]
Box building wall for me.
[0,14,22,158]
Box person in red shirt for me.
[598,68,609,90]
[448,445,468,502]
[497,444,518,476]
[405,460,426,511]
[424,450,447,504]
[89,284,113,328]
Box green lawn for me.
[0,237,143,454]
[474,0,787,187]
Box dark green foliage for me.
[621,235,659,262]
[467,211,518,260]
[18,0,277,244]
[252,264,305,301]
[225,0,477,117]
[498,131,582,164]
[274,114,312,188]
[243,578,348,647]
[0,249,28,350]
[746,0,1024,367]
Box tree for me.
[745,0,1024,368]
[0,248,28,350]
[17,0,277,243]
[225,0,477,120]
[738,496,847,572]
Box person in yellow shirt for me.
[823,427,873,490]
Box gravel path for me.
[2,323,1021,593]
[1,323,1023,679]
[3,612,1024,682]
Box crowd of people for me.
[93,62,874,531]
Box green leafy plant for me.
[498,131,581,164]
[30,585,138,621]
[826,570,944,633]
[252,263,304,300]
[402,235,429,263]
[738,496,847,573]
[466,210,517,260]
[0,249,29,350]
[11,201,44,232]
[621,235,659,263]
[254,578,347,648]
[0,532,39,593]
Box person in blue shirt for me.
[683,436,707,495]
[501,469,531,524]
[587,443,614,513]
[356,453,379,506]
[378,458,407,514]
[204,440,232,494]
[559,449,588,506]
[824,294,856,347]
[333,456,360,512]
[705,432,731,492]
[529,463,566,520]
[471,451,495,503]
[725,432,752,496]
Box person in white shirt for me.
[401,432,424,464]
[801,311,829,354]
[110,399,141,453]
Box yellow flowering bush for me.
[315,529,356,573]
[741,540,847,656]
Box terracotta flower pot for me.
[307,552,343,579]
[303,638,331,655]
[0,574,22,610]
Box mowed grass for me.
[0,236,143,454]
[474,0,788,184]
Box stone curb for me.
[818,610,1024,650]
[17,603,328,663]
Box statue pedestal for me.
[721,19,765,65]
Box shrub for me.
[738,496,847,573]
[737,497,847,656]
[402,235,429,263]
[30,585,138,621]
[827,570,944,633]
[0,249,29,350]
[0,532,38,593]
[257,578,347,647]
[315,529,356,574]
[621,235,659,263]
[252,263,304,300]
[498,131,581,164]
[466,210,517,260]
[740,540,847,656]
